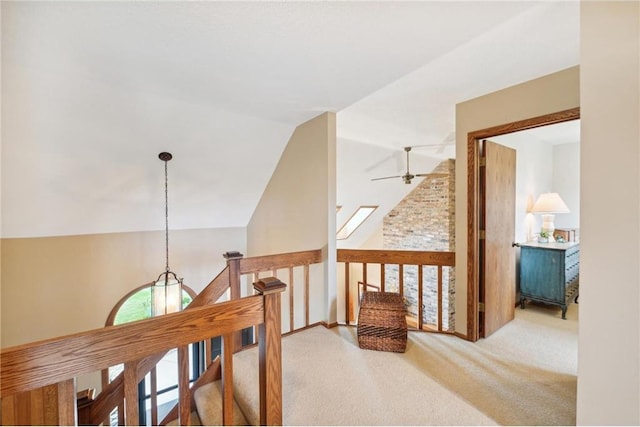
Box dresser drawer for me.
[519,242,579,319]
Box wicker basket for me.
[357,291,407,353]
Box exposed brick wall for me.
[383,159,455,331]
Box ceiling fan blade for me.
[371,175,403,181]
[412,132,456,150]
[411,143,446,148]
[364,151,403,173]
[414,172,448,178]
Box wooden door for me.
[480,140,516,337]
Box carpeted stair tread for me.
[193,380,249,426]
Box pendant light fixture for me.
[151,152,183,316]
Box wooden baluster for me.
[177,346,191,425]
[418,265,424,330]
[1,395,17,425]
[118,401,125,425]
[43,384,59,425]
[304,264,310,327]
[380,263,386,292]
[360,262,368,322]
[399,264,404,299]
[124,361,139,426]
[57,379,77,426]
[29,387,45,425]
[254,277,286,426]
[345,262,351,324]
[150,366,158,426]
[289,267,294,332]
[362,263,368,288]
[254,274,261,345]
[221,334,234,426]
[437,265,443,332]
[0,386,61,426]
[206,338,213,368]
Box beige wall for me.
[454,66,580,335]
[247,112,337,324]
[578,2,640,424]
[1,227,246,347]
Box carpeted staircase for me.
[193,380,251,426]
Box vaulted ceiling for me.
[1,1,579,239]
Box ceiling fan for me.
[371,146,431,184]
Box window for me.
[105,284,196,425]
[113,287,193,325]
[337,206,377,240]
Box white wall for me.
[553,143,580,230]
[491,134,580,243]
[247,112,337,324]
[1,227,246,347]
[577,2,640,424]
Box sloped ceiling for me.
[1,1,579,239]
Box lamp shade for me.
[531,192,570,214]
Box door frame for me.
[466,107,580,342]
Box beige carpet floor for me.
[223,301,578,426]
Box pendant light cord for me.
[158,151,173,275]
[164,157,170,273]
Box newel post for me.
[223,251,244,301]
[224,251,244,351]
[254,277,286,426]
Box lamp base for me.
[540,214,556,242]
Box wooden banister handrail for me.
[338,248,454,266]
[1,296,264,397]
[240,249,322,274]
[187,265,231,308]
[338,249,455,330]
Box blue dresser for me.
[519,242,579,319]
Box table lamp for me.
[531,192,570,242]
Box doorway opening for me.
[466,107,580,341]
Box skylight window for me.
[337,206,377,240]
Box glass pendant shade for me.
[152,271,183,316]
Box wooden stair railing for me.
[1,247,456,425]
[154,249,323,425]
[338,249,455,332]
[0,278,286,426]
[1,248,323,426]
[91,263,234,426]
[238,249,323,333]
